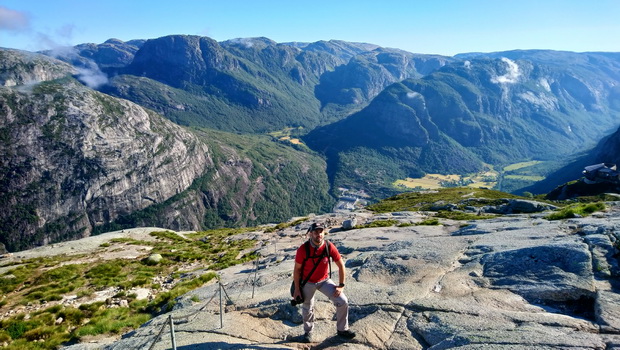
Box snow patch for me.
[406,91,421,99]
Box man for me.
[292,222,356,342]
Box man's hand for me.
[334,285,344,297]
[293,287,302,300]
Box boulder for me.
[507,199,558,213]
[145,253,163,265]
[342,218,357,230]
[480,243,595,303]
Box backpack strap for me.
[325,240,332,279]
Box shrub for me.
[545,202,606,220]
[5,320,28,339]
[58,307,86,325]
[358,220,399,228]
[74,307,150,337]
[0,330,10,343]
[436,211,493,221]
[416,218,440,226]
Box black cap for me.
[309,222,325,231]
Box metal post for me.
[168,315,177,350]
[252,255,259,299]
[219,281,223,329]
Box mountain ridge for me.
[0,48,333,252]
[3,35,620,251]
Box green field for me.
[504,175,545,181]
[503,161,544,172]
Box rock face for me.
[97,204,620,350]
[0,75,210,251]
[73,38,145,69]
[0,49,334,252]
[0,49,75,86]
[315,48,451,106]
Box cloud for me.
[229,38,254,48]
[47,47,109,89]
[76,65,108,89]
[491,58,521,84]
[0,6,30,32]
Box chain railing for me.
[146,254,268,350]
[143,232,308,350]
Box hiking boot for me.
[301,332,311,343]
[337,329,356,339]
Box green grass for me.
[545,202,606,220]
[416,218,440,226]
[436,211,495,221]
[368,187,522,213]
[73,307,151,337]
[503,161,544,172]
[358,219,400,228]
[0,226,263,349]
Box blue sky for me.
[1,0,619,56]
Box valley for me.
[394,171,498,190]
[1,2,619,349]
[391,160,554,194]
[2,35,620,254]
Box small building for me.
[583,163,620,184]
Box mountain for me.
[0,49,332,252]
[304,51,620,198]
[101,35,329,132]
[0,48,75,85]
[73,38,145,69]
[65,35,450,132]
[314,48,453,117]
[5,36,620,250]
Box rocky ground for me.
[52,203,620,350]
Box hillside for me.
[4,37,620,251]
[305,52,620,198]
[529,124,620,197]
[0,49,332,252]
[84,36,450,133]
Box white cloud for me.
[491,57,521,84]
[48,47,109,89]
[76,65,108,89]
[0,6,29,32]
[229,38,254,48]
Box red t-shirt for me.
[295,241,341,283]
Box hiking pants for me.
[301,279,349,333]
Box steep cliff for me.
[0,49,334,252]
[0,49,75,87]
[0,71,210,251]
